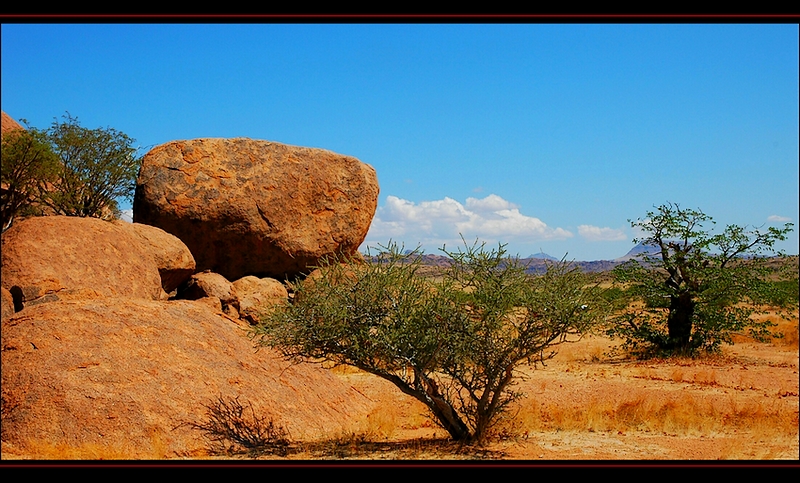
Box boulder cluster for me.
[1,123,379,457]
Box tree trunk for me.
[372,368,473,442]
[419,375,472,442]
[667,292,695,351]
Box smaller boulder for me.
[232,276,289,325]
[114,221,196,294]
[179,271,239,318]
[1,216,163,308]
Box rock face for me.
[1,298,373,457]
[133,138,379,281]
[1,287,13,321]
[0,192,374,458]
[1,216,165,308]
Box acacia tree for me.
[1,124,59,231]
[41,113,141,219]
[256,239,605,443]
[608,202,795,356]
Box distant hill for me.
[365,242,795,276]
[527,252,560,261]
[518,258,621,275]
[614,241,661,262]
[368,250,626,275]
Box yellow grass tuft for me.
[742,308,799,348]
[355,405,400,440]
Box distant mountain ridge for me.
[366,252,622,274]
[366,243,795,275]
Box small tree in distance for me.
[256,239,606,444]
[41,113,141,219]
[608,202,795,356]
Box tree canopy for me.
[41,113,141,219]
[1,124,59,230]
[1,113,141,230]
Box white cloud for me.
[578,225,627,242]
[767,215,791,222]
[465,194,517,213]
[364,194,573,249]
[119,209,133,223]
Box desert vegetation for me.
[181,314,798,460]
[242,221,797,459]
[256,239,608,444]
[606,203,795,357]
[1,113,141,231]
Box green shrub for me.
[256,239,607,444]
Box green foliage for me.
[256,239,607,444]
[1,124,59,230]
[41,113,141,218]
[765,278,800,307]
[607,202,795,357]
[1,113,141,229]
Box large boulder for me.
[1,298,373,458]
[133,138,379,281]
[1,216,165,308]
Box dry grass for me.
[501,390,797,438]
[11,430,170,460]
[731,307,799,348]
[772,313,799,349]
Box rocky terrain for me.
[1,115,381,459]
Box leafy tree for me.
[256,239,606,444]
[40,113,141,219]
[1,124,59,231]
[607,202,795,356]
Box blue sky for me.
[2,23,798,260]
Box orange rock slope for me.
[1,298,373,458]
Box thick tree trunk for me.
[667,292,695,351]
